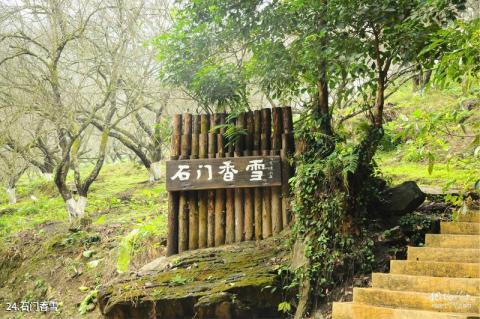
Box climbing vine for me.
[289,111,382,310]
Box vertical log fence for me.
[166,107,294,256]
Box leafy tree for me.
[153,0,465,316]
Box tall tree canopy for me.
[154,0,466,317]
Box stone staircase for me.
[332,210,480,319]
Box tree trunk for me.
[148,161,162,182]
[66,196,87,220]
[412,75,420,92]
[6,187,16,205]
[421,69,432,91]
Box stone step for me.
[390,260,480,278]
[441,222,480,235]
[353,288,480,313]
[408,247,480,263]
[332,302,480,319]
[458,211,480,223]
[425,234,480,249]
[372,273,480,295]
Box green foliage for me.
[380,85,479,191]
[277,301,292,314]
[116,215,165,273]
[78,288,98,314]
[116,229,140,274]
[422,18,480,94]
[153,24,249,111]
[169,274,190,286]
[0,162,168,241]
[290,127,381,298]
[399,213,436,245]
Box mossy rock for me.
[98,234,291,319]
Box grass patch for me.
[0,161,168,240]
[377,152,477,190]
[378,82,479,191]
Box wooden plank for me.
[166,114,182,256]
[198,114,209,248]
[166,156,282,191]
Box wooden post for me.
[271,107,283,234]
[234,113,245,242]
[188,115,200,250]
[225,188,235,244]
[198,114,209,248]
[178,114,192,252]
[253,110,263,240]
[225,116,235,244]
[214,113,226,246]
[207,115,217,247]
[167,114,182,256]
[243,111,254,241]
[261,108,272,239]
[281,107,294,227]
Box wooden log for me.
[261,108,272,239]
[225,188,235,244]
[167,114,182,256]
[282,106,293,133]
[191,116,200,160]
[281,107,294,227]
[178,195,188,253]
[215,113,226,246]
[272,108,283,151]
[281,134,292,227]
[281,106,295,158]
[234,113,245,242]
[243,111,254,241]
[207,115,217,247]
[253,110,263,240]
[207,189,216,247]
[225,115,235,244]
[178,113,192,253]
[188,115,200,250]
[271,108,283,235]
[198,114,209,248]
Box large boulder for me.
[98,235,290,319]
[378,181,426,216]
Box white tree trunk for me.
[66,196,87,220]
[6,187,16,205]
[149,161,162,182]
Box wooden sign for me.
[166,156,281,191]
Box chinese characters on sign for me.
[166,156,281,191]
[5,301,59,312]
